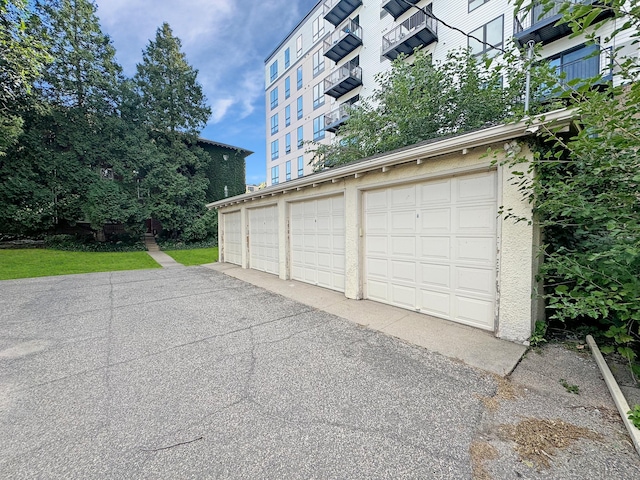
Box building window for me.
[284,48,290,68]
[469,16,503,57]
[270,87,278,109]
[285,161,292,181]
[297,96,303,119]
[313,50,325,77]
[468,0,488,12]
[285,77,290,99]
[271,165,279,185]
[297,126,304,148]
[312,16,324,42]
[313,115,325,141]
[297,156,304,177]
[296,35,303,57]
[269,60,278,82]
[285,105,291,126]
[285,133,291,154]
[297,66,303,90]
[313,82,324,109]
[270,113,279,135]
[271,139,279,160]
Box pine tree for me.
[133,22,212,238]
[135,22,211,136]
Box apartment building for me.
[264,0,631,186]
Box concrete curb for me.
[586,334,640,455]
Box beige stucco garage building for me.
[208,110,573,343]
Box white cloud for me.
[210,98,234,123]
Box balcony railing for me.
[514,1,614,46]
[323,0,362,27]
[557,48,613,85]
[324,59,362,98]
[382,0,420,20]
[323,19,363,63]
[324,104,351,133]
[381,9,438,60]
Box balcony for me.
[324,104,351,133]
[323,0,362,27]
[324,20,362,63]
[382,10,437,61]
[382,0,420,20]
[538,47,613,100]
[324,59,362,99]
[514,1,614,46]
[556,47,612,85]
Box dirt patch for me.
[470,440,499,480]
[477,374,521,411]
[499,418,601,469]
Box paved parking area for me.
[1,267,639,478]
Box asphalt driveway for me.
[1,266,639,478]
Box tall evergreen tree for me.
[135,22,211,136]
[0,0,50,154]
[133,23,212,238]
[0,0,144,235]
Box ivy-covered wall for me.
[199,141,250,203]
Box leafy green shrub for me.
[44,234,145,252]
[628,405,640,430]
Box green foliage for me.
[134,22,211,135]
[200,142,247,203]
[530,321,548,347]
[44,233,145,252]
[559,379,580,395]
[627,405,640,430]
[504,1,640,363]
[310,46,543,170]
[0,0,50,154]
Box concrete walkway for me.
[143,234,182,268]
[204,262,527,377]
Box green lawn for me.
[163,247,218,266]
[0,249,161,280]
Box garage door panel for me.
[391,260,416,283]
[420,290,451,317]
[456,237,494,263]
[455,266,494,295]
[366,190,388,209]
[367,258,388,278]
[366,212,387,232]
[367,280,388,302]
[455,296,494,328]
[390,236,415,257]
[456,205,496,233]
[419,237,450,260]
[456,174,496,202]
[391,210,415,231]
[420,263,450,289]
[420,208,450,232]
[391,284,416,309]
[365,170,497,331]
[290,195,345,292]
[367,236,387,256]
[391,185,416,207]
[420,180,451,205]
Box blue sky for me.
[94,0,316,185]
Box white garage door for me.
[290,195,345,292]
[249,205,279,275]
[364,171,497,330]
[223,210,242,266]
